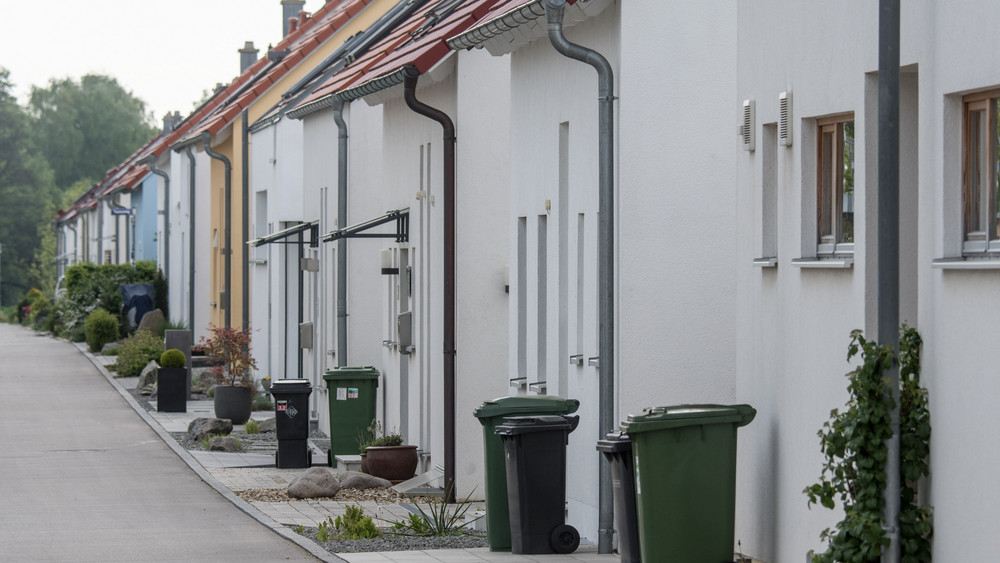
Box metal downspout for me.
[67,224,78,266]
[97,199,105,263]
[403,68,456,503]
[544,0,615,553]
[242,110,251,331]
[878,0,901,560]
[185,147,197,331]
[140,156,170,282]
[202,132,233,328]
[333,100,349,366]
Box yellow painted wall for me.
[205,0,397,330]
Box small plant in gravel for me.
[388,486,480,537]
[244,419,261,434]
[114,329,164,376]
[252,394,274,411]
[333,505,382,540]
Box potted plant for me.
[199,325,258,425]
[157,348,188,413]
[360,420,418,482]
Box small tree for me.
[199,325,257,389]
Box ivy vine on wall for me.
[805,325,932,562]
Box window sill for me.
[249,258,267,265]
[932,257,1000,270]
[509,377,526,390]
[753,257,778,268]
[792,256,854,269]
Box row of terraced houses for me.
[54,0,1000,559]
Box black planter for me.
[214,385,252,424]
[157,368,187,412]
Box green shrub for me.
[244,419,261,434]
[57,261,163,339]
[159,348,186,368]
[114,330,164,376]
[333,505,382,540]
[84,309,119,353]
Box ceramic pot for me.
[365,445,418,481]
[214,385,252,425]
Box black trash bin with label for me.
[495,414,580,555]
[596,432,640,563]
[271,379,313,469]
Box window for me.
[962,90,1000,254]
[817,115,855,254]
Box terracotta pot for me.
[214,385,252,425]
[365,445,418,481]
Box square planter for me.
[157,367,187,412]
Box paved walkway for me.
[0,324,321,562]
[3,324,620,563]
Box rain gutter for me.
[201,132,233,329]
[545,0,615,553]
[447,0,545,50]
[402,66,457,504]
[332,100,349,366]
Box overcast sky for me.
[0,0,324,124]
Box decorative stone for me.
[288,467,341,499]
[338,470,392,490]
[191,368,217,393]
[137,360,160,390]
[136,308,165,335]
[187,417,233,442]
[100,341,122,354]
[206,436,242,452]
[259,417,277,433]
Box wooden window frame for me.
[816,114,855,255]
[962,89,1000,254]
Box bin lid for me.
[595,431,632,453]
[322,366,380,381]
[473,395,580,419]
[494,414,579,436]
[270,379,312,393]
[621,404,756,434]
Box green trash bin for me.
[473,396,580,551]
[322,366,379,457]
[621,404,756,563]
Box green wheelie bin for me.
[322,366,379,458]
[473,396,580,551]
[621,404,756,563]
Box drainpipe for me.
[202,132,233,328]
[242,110,250,331]
[403,67,456,503]
[545,0,615,553]
[878,0,901,560]
[97,199,105,263]
[185,147,197,331]
[67,223,78,266]
[333,100,349,366]
[140,155,170,282]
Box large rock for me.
[100,341,122,354]
[191,368,217,393]
[188,417,233,441]
[137,360,160,390]
[259,417,277,433]
[206,436,242,452]
[338,471,392,490]
[136,308,165,335]
[288,467,341,499]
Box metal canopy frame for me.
[249,220,320,248]
[322,208,409,243]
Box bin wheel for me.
[550,524,579,554]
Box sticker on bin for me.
[277,400,287,411]
[348,388,358,399]
[337,388,347,400]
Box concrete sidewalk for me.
[77,332,620,563]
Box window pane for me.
[967,108,985,238]
[819,130,835,243]
[841,121,855,243]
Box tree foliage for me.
[0,68,58,305]
[29,74,157,189]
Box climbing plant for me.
[805,325,932,562]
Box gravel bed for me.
[126,386,488,554]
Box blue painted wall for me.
[132,175,159,262]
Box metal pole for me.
[878,0,901,561]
